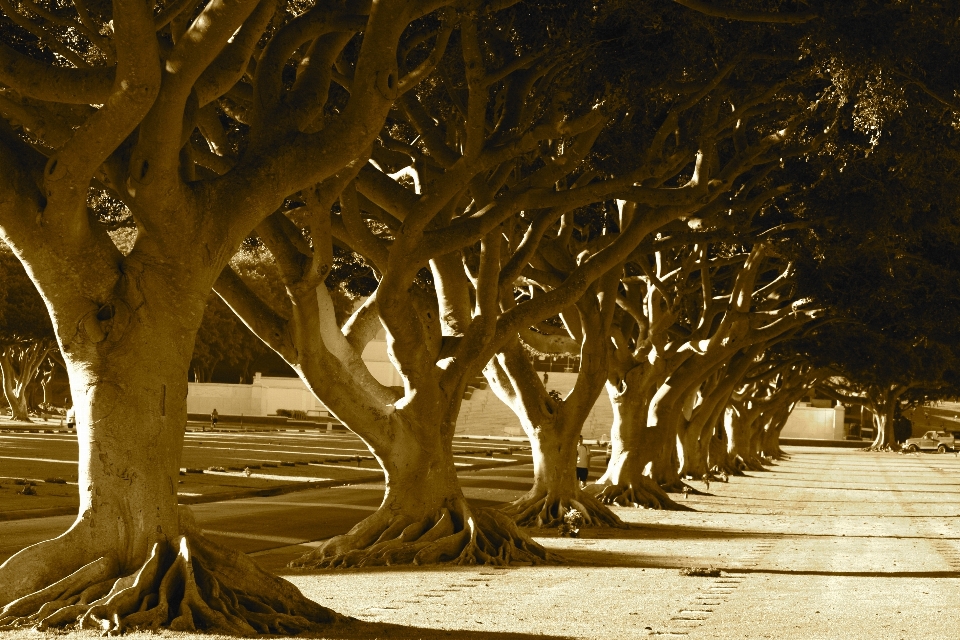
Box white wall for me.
[188,373,328,417]
[454,372,613,441]
[781,403,846,440]
[194,335,822,445]
[186,336,616,439]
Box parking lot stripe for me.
[0,455,76,465]
[231,501,378,511]
[200,529,309,545]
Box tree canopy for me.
[0,0,959,631]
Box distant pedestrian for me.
[65,405,75,430]
[209,408,218,432]
[576,435,591,489]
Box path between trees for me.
[278,447,958,639]
[3,446,959,639]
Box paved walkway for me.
[277,447,960,639]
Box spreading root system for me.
[292,501,551,569]
[501,488,625,528]
[596,475,693,511]
[0,534,339,634]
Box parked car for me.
[903,430,956,453]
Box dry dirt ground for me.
[4,446,960,639]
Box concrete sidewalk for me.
[275,446,959,639]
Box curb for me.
[781,438,873,449]
[0,459,530,522]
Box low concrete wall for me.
[188,375,328,417]
[781,403,845,440]
[455,372,614,441]
[188,365,615,441]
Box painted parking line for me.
[200,529,319,546]
[0,455,76,465]
[229,501,378,511]
[183,445,372,455]
[197,471,338,483]
[306,463,384,472]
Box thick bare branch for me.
[397,8,454,94]
[194,0,278,106]
[672,0,817,24]
[214,266,296,361]
[0,44,113,104]
[341,179,390,270]
[44,0,161,215]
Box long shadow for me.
[460,478,533,491]
[542,522,771,542]
[698,495,959,505]
[726,568,960,578]
[677,508,960,518]
[719,481,960,493]
[303,620,575,640]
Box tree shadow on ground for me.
[0,624,576,640]
[728,567,960,578]
[551,522,767,541]
[459,478,534,491]
[299,619,576,640]
[723,481,959,493]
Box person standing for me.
[209,408,218,432]
[65,404,76,430]
[576,435,591,489]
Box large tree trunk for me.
[484,336,623,529]
[0,343,51,422]
[647,371,707,493]
[708,426,733,473]
[721,404,767,473]
[499,399,623,528]
[0,275,336,633]
[759,413,785,458]
[595,372,689,510]
[0,352,31,421]
[868,387,902,451]
[293,401,549,568]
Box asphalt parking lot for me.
[1,427,610,565]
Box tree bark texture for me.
[485,315,623,529]
[0,259,335,631]
[0,341,53,421]
[292,394,549,568]
[595,370,689,510]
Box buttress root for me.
[0,533,340,634]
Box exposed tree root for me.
[596,476,693,511]
[663,479,710,496]
[862,444,897,452]
[292,502,551,569]
[0,534,339,634]
[501,488,625,528]
[711,459,747,477]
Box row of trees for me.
[0,0,958,632]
